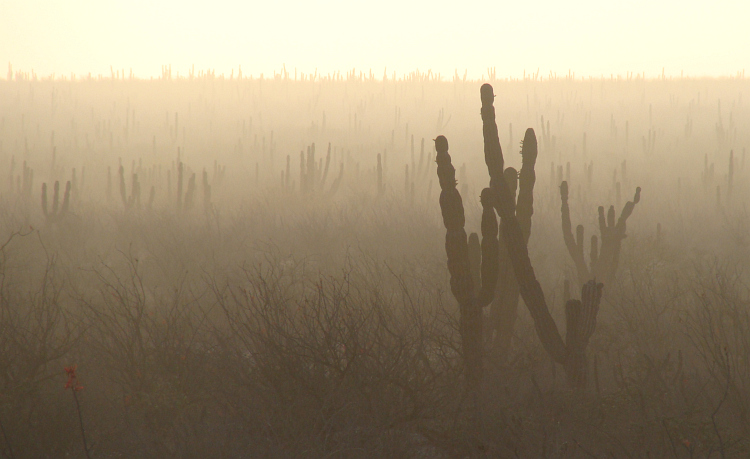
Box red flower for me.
[64,365,83,391]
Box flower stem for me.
[71,390,92,459]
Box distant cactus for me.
[173,161,197,212]
[184,173,196,211]
[118,165,141,210]
[297,142,343,197]
[377,153,384,195]
[319,143,332,190]
[177,161,184,209]
[21,161,34,200]
[10,158,35,200]
[561,180,641,286]
[41,181,71,224]
[202,169,212,213]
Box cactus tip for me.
[479,187,493,206]
[434,135,449,152]
[480,84,494,104]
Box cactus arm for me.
[61,181,71,215]
[119,166,128,207]
[320,143,332,189]
[177,162,184,209]
[435,135,484,385]
[52,181,60,215]
[560,181,591,284]
[597,206,606,238]
[488,168,518,351]
[594,187,641,283]
[41,183,48,218]
[477,188,499,308]
[490,188,567,364]
[608,187,641,280]
[480,84,504,180]
[614,187,641,235]
[481,85,567,365]
[590,235,599,268]
[516,128,537,242]
[436,136,473,305]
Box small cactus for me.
[561,180,641,286]
[41,181,71,224]
[119,165,141,210]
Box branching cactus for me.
[561,180,641,286]
[299,143,336,195]
[487,128,538,357]
[436,83,604,390]
[477,84,565,366]
[173,161,197,212]
[118,165,141,210]
[41,181,71,224]
[436,135,498,389]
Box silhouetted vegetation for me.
[0,70,748,457]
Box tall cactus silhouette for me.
[437,84,605,390]
[478,83,568,366]
[488,128,538,357]
[436,135,498,389]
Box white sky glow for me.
[2,0,748,79]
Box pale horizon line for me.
[3,63,747,83]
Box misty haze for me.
[2,2,750,456]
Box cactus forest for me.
[0,69,748,457]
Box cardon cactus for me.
[488,128,538,357]
[119,165,141,210]
[561,180,640,286]
[435,135,498,389]
[437,83,605,390]
[478,84,567,366]
[41,181,71,224]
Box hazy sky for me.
[2,0,748,79]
